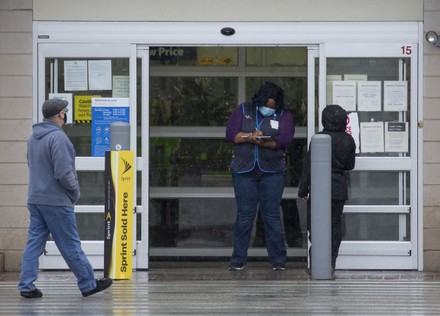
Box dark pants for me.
[307,199,345,269]
[231,171,287,265]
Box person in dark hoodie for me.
[298,104,356,273]
[18,99,112,298]
[226,82,295,271]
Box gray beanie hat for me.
[42,99,68,118]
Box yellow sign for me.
[74,95,100,123]
[104,150,134,279]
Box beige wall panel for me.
[0,0,32,10]
[33,0,423,22]
[0,54,32,76]
[424,228,440,250]
[0,207,28,228]
[425,0,440,11]
[0,228,27,250]
[0,76,32,97]
[424,77,440,98]
[424,142,440,163]
[0,164,28,185]
[424,164,440,184]
[0,185,27,206]
[0,98,32,119]
[424,184,440,206]
[424,207,440,229]
[424,42,440,55]
[424,55,440,77]
[423,11,440,31]
[0,76,32,98]
[0,120,31,141]
[423,120,440,141]
[5,250,23,272]
[0,11,32,32]
[423,98,440,119]
[424,250,440,271]
[0,34,31,54]
[0,142,27,163]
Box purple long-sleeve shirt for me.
[225,104,295,149]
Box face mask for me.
[61,111,67,124]
[259,106,276,117]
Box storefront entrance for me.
[34,22,422,270]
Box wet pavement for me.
[2,262,440,315]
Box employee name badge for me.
[270,120,279,130]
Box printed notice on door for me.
[360,121,384,153]
[384,81,407,112]
[333,81,356,112]
[64,61,88,91]
[385,122,408,152]
[358,81,381,112]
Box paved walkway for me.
[2,262,440,315]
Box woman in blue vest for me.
[225,82,295,271]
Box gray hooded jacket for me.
[27,120,80,206]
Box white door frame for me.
[34,21,423,270]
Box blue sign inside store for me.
[91,98,129,157]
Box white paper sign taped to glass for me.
[104,150,134,280]
[385,122,408,153]
[332,81,356,112]
[91,98,129,157]
[384,81,408,112]
[360,121,384,153]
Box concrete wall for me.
[423,0,440,271]
[33,0,422,22]
[0,0,33,271]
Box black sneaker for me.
[272,262,286,271]
[20,288,43,298]
[228,262,245,271]
[82,278,113,297]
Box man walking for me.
[18,99,112,298]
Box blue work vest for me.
[230,103,286,174]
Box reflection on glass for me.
[343,213,410,241]
[149,138,307,188]
[77,213,104,240]
[149,198,306,249]
[347,171,410,205]
[149,47,238,67]
[150,77,237,127]
[77,170,142,205]
[77,171,105,205]
[246,47,307,67]
[150,138,231,187]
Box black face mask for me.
[60,110,67,124]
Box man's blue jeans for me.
[231,171,287,265]
[18,204,96,293]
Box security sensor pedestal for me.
[310,134,332,280]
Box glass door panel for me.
[148,46,309,257]
[324,45,418,269]
[38,44,136,269]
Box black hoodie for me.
[298,104,356,200]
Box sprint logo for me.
[121,158,132,176]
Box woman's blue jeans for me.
[231,171,287,265]
[18,204,96,293]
